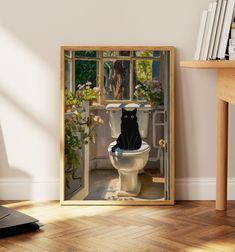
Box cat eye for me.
[131,115,134,119]
[124,115,128,119]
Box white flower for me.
[78,84,85,90]
[86,82,92,86]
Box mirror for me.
[60,46,174,205]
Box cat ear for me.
[133,108,137,114]
[122,108,126,113]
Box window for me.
[65,50,164,104]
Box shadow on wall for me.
[0,1,95,65]
[0,86,57,140]
[0,124,32,199]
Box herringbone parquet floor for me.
[0,201,235,252]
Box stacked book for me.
[229,22,235,59]
[194,0,235,60]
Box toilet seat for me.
[108,141,150,156]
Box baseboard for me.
[0,178,59,200]
[175,178,235,200]
[0,177,234,200]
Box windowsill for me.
[89,104,106,110]
[89,103,161,110]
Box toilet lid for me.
[108,141,150,156]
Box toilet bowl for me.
[106,103,152,197]
[108,141,150,197]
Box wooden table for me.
[180,60,235,211]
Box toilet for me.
[106,103,152,197]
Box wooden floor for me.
[0,201,235,252]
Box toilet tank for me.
[106,103,152,139]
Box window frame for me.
[70,48,165,105]
[60,46,175,206]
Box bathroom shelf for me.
[181,60,235,211]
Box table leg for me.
[216,98,228,211]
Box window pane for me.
[75,60,97,90]
[104,60,130,100]
[135,50,160,58]
[75,51,97,58]
[103,51,130,57]
[135,59,160,83]
[133,59,163,105]
[65,59,72,91]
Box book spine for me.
[200,2,213,60]
[208,0,223,59]
[194,10,208,60]
[212,0,228,59]
[203,1,217,60]
[217,0,235,59]
[231,23,235,38]
[232,29,235,38]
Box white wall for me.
[0,0,234,200]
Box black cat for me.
[112,108,142,152]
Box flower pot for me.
[65,105,72,113]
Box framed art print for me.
[60,46,174,205]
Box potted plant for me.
[64,111,88,188]
[64,90,103,188]
[134,80,164,107]
[77,82,100,106]
[64,90,81,112]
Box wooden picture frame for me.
[60,46,175,205]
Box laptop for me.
[0,206,41,237]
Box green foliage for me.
[136,51,154,57]
[103,51,131,57]
[65,90,82,106]
[134,51,163,106]
[64,89,103,189]
[64,111,88,188]
[136,60,152,84]
[77,82,100,101]
[75,60,97,90]
[75,51,96,57]
[134,80,164,107]
[136,51,153,84]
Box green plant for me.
[65,90,81,107]
[64,90,103,188]
[76,82,100,101]
[136,51,153,83]
[75,56,97,90]
[134,80,164,107]
[64,110,89,188]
